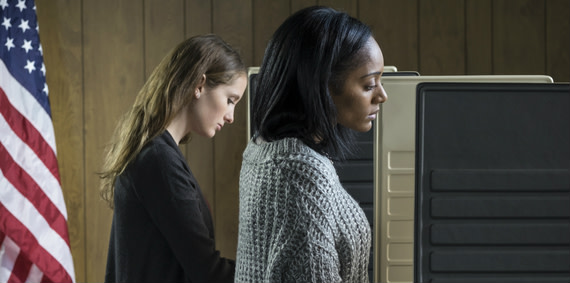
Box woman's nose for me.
[374,84,388,104]
[224,111,234,124]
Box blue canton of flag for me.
[0,0,49,113]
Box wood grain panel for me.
[83,0,144,281]
[184,0,217,217]
[252,0,290,66]
[291,0,317,13]
[36,1,85,281]
[546,0,570,82]
[144,0,185,77]
[186,0,213,36]
[493,0,545,75]
[360,0,419,72]
[419,0,465,75]
[212,0,253,260]
[466,0,492,75]
[319,0,358,17]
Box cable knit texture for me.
[235,138,371,283]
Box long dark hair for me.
[252,6,372,160]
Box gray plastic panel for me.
[414,82,570,283]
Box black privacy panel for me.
[247,72,259,137]
[414,82,570,283]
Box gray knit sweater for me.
[235,138,371,283]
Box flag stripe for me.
[42,274,54,283]
[0,60,56,153]
[0,113,68,219]
[0,202,73,283]
[0,87,60,181]
[0,142,70,245]
[0,234,19,282]
[9,252,32,283]
[0,171,74,282]
[25,264,44,283]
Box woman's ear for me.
[196,74,206,93]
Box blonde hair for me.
[99,34,245,208]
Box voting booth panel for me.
[374,75,554,283]
[415,82,570,283]
[246,67,260,140]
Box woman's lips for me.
[368,109,379,120]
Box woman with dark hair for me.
[100,34,246,283]
[235,6,387,283]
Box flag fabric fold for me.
[0,0,75,282]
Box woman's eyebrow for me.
[360,71,382,79]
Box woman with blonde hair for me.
[100,34,246,283]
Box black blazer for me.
[105,131,234,283]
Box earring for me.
[195,91,200,99]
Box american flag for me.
[0,0,75,282]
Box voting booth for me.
[374,75,555,283]
[245,66,566,283]
[414,82,570,283]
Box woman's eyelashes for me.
[365,85,377,91]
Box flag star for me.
[21,39,33,53]
[43,83,49,95]
[0,0,8,10]
[2,17,10,30]
[16,0,26,12]
[38,44,43,55]
[5,37,14,51]
[24,60,36,73]
[41,63,46,76]
[18,19,30,33]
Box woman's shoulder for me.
[244,138,334,177]
[129,131,185,175]
[244,137,328,163]
[140,131,180,158]
[125,131,198,197]
[247,138,338,192]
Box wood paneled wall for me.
[35,0,569,282]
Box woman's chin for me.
[352,122,373,133]
[195,130,216,139]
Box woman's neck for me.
[166,105,190,145]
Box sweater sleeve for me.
[133,143,234,283]
[279,200,343,283]
[267,159,343,283]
